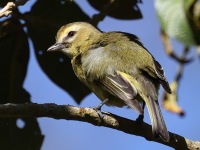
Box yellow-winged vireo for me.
[47,22,171,142]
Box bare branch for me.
[160,30,192,64]
[0,103,199,150]
[0,0,29,18]
[0,2,16,18]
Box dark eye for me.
[67,31,76,37]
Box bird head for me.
[47,22,102,58]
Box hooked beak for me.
[47,43,65,52]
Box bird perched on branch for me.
[47,22,171,142]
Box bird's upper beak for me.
[47,43,65,52]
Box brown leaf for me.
[162,81,185,116]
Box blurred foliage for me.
[88,0,142,20]
[0,19,43,150]
[0,0,143,149]
[24,0,91,102]
[162,81,184,116]
[0,0,9,7]
[155,0,200,116]
[155,0,200,46]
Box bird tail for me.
[145,96,170,142]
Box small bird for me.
[47,22,171,142]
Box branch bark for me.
[0,103,199,149]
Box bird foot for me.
[91,99,109,119]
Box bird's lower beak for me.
[47,43,65,52]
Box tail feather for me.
[146,96,170,142]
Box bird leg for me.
[92,99,109,118]
[136,101,145,124]
[160,30,192,63]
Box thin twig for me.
[160,30,192,63]
[175,47,190,82]
[162,47,191,116]
[0,103,199,150]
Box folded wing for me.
[99,71,144,115]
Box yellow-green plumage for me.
[48,22,171,142]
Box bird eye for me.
[67,31,76,37]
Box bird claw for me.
[91,106,105,119]
[91,99,109,119]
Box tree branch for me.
[0,0,29,18]
[0,2,15,18]
[0,103,199,149]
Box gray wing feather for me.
[100,72,144,115]
[154,60,171,93]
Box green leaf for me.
[0,19,44,150]
[88,0,143,20]
[25,0,91,103]
[184,0,200,45]
[155,0,196,45]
